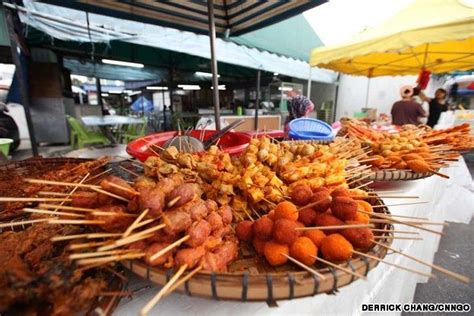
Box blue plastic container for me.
[288,118,334,140]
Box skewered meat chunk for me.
[206,212,224,231]
[185,219,211,247]
[134,176,156,190]
[166,183,202,207]
[201,252,221,272]
[149,229,179,244]
[128,240,149,251]
[203,235,223,251]
[212,226,232,239]
[174,246,206,269]
[144,242,174,267]
[100,175,137,199]
[217,205,233,224]
[155,174,184,195]
[330,196,358,221]
[89,205,134,232]
[235,220,253,242]
[137,187,166,217]
[175,199,209,221]
[71,191,98,208]
[213,240,238,266]
[290,184,313,206]
[162,210,192,235]
[97,192,116,206]
[204,199,218,213]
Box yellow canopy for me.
[310,0,474,77]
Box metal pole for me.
[96,77,106,115]
[254,70,261,130]
[365,78,371,107]
[5,8,38,156]
[207,0,221,130]
[307,66,312,100]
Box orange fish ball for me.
[272,218,299,245]
[274,201,299,221]
[298,207,318,226]
[268,210,276,220]
[356,200,373,214]
[314,213,344,229]
[309,189,332,213]
[341,221,374,250]
[353,212,370,224]
[264,241,289,266]
[252,216,274,240]
[235,220,253,242]
[320,233,353,262]
[330,187,351,199]
[290,237,317,266]
[304,229,326,248]
[291,184,313,206]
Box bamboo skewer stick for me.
[91,187,129,202]
[48,219,106,225]
[369,218,447,226]
[372,201,429,208]
[295,224,374,231]
[371,229,419,235]
[51,233,122,242]
[347,173,373,186]
[352,250,435,278]
[24,178,99,189]
[149,235,190,261]
[40,204,99,213]
[281,253,326,280]
[0,218,49,228]
[164,264,204,297]
[104,181,139,196]
[140,264,188,316]
[358,210,444,235]
[134,218,156,229]
[313,255,366,280]
[38,191,69,197]
[0,197,72,202]
[98,224,166,252]
[23,208,85,218]
[70,249,133,260]
[85,168,113,183]
[381,213,429,220]
[167,196,181,208]
[118,165,140,177]
[372,236,423,240]
[122,208,149,238]
[76,252,145,266]
[68,241,110,250]
[372,241,470,284]
[353,181,373,190]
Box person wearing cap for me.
[419,88,449,127]
[390,85,427,126]
[284,95,315,138]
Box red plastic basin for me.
[126,130,251,161]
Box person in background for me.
[390,85,427,126]
[420,88,449,127]
[284,95,314,137]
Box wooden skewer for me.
[371,229,419,235]
[297,197,330,211]
[353,181,373,190]
[104,181,139,196]
[347,173,373,186]
[372,241,470,284]
[167,196,181,208]
[37,191,69,197]
[118,165,140,177]
[381,213,429,220]
[149,235,190,261]
[356,195,420,199]
[295,224,374,231]
[91,187,129,202]
[0,197,72,202]
[352,250,435,278]
[68,241,111,250]
[429,168,450,179]
[98,224,166,251]
[91,211,137,218]
[140,264,188,316]
[24,178,99,189]
[281,253,326,280]
[39,204,98,213]
[372,236,423,240]
[358,210,444,235]
[369,219,447,226]
[48,219,106,225]
[358,157,380,163]
[70,249,133,260]
[0,218,49,228]
[164,264,204,297]
[23,208,85,218]
[122,209,149,238]
[313,255,366,280]
[76,252,145,266]
[51,232,122,242]
[134,218,156,229]
[372,201,429,208]
[85,168,113,183]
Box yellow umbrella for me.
[310,0,474,77]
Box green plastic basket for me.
[0,138,13,156]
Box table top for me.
[114,159,474,315]
[81,115,144,126]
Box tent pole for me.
[307,66,312,99]
[96,77,105,115]
[5,8,38,156]
[254,70,261,130]
[365,77,371,107]
[207,0,221,131]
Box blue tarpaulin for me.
[131,96,153,113]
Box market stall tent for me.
[310,0,474,77]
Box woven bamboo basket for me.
[125,195,393,302]
[367,169,433,181]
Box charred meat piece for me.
[88,204,135,232]
[206,212,223,231]
[217,205,233,225]
[185,219,211,248]
[144,242,174,267]
[71,191,99,208]
[137,187,166,217]
[166,183,202,208]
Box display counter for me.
[115,159,473,315]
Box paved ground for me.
[408,159,474,310]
